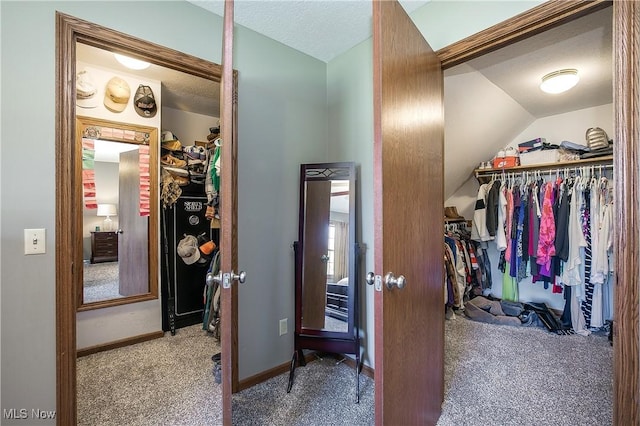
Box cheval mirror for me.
[288,161,361,402]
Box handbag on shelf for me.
[585,127,610,151]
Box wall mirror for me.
[76,116,159,310]
[288,161,361,401]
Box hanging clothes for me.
[536,181,557,274]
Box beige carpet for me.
[77,316,613,425]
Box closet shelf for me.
[474,155,613,182]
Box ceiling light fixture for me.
[114,53,151,70]
[540,68,579,94]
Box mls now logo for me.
[3,409,27,419]
[3,408,56,419]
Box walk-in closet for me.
[440,5,615,421]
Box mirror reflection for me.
[79,117,158,308]
[302,179,350,332]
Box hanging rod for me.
[474,155,613,180]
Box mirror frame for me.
[76,116,159,311]
[295,161,358,340]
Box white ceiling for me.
[189,0,430,63]
[462,7,612,119]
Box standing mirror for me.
[288,162,361,401]
[76,116,159,310]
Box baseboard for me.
[341,356,374,380]
[77,330,165,357]
[237,351,374,392]
[237,352,316,392]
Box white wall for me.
[507,103,613,149]
[446,103,614,310]
[444,63,535,199]
[162,107,218,148]
[76,62,163,127]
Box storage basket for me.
[519,149,559,166]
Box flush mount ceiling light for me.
[540,69,579,94]
[114,53,151,70]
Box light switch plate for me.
[24,228,46,255]
[279,318,288,336]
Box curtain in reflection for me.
[333,221,349,281]
[82,138,97,209]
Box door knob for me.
[208,271,246,288]
[365,272,375,285]
[366,272,383,291]
[222,270,247,288]
[207,272,222,285]
[320,254,330,263]
[116,229,123,234]
[231,270,246,284]
[384,272,406,290]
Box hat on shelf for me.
[133,84,157,118]
[76,70,98,108]
[104,76,131,112]
[161,131,182,151]
[207,126,221,141]
[444,206,464,220]
[177,235,200,265]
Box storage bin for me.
[518,137,546,153]
[519,149,559,166]
[492,157,519,169]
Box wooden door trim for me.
[612,2,639,424]
[55,12,239,425]
[436,0,612,69]
[436,1,638,424]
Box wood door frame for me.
[434,1,638,424]
[55,12,239,425]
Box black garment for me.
[561,285,573,329]
[486,180,501,237]
[555,185,570,262]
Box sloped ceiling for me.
[443,7,612,199]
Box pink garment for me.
[504,188,514,262]
[536,182,556,269]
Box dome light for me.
[114,53,151,70]
[540,69,579,94]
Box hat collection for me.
[160,123,222,267]
[76,69,156,118]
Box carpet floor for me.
[77,315,613,425]
[83,261,123,303]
